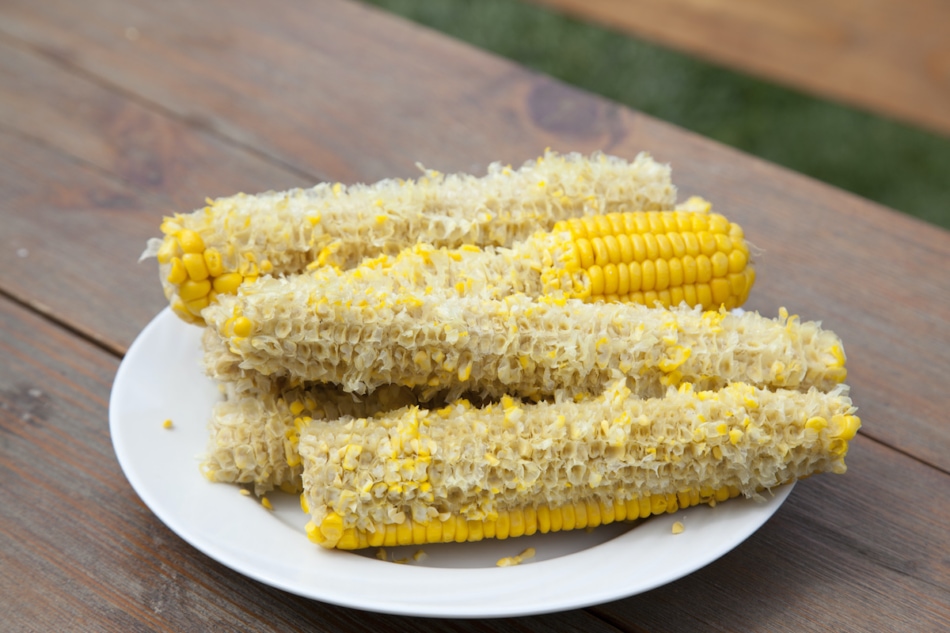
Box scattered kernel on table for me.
[239,489,251,496]
[261,497,273,510]
[162,419,173,429]
[412,549,428,562]
[672,521,685,534]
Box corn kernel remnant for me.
[497,547,537,567]
[672,521,685,534]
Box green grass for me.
[363,0,950,229]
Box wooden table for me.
[1,0,948,630]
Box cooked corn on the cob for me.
[143,151,676,322]
[205,272,846,400]
[299,380,860,549]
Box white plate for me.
[109,308,793,618]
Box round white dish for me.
[109,308,793,618]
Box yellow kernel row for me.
[568,230,747,270]
[309,487,740,549]
[555,210,736,240]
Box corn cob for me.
[201,328,418,493]
[143,151,676,323]
[299,380,860,549]
[205,269,846,400]
[200,203,752,314]
[201,373,418,495]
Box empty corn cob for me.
[205,272,846,400]
[142,151,676,323]
[200,362,417,494]
[299,380,860,549]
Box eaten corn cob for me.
[205,273,846,400]
[200,356,417,494]
[143,151,676,323]
[299,380,860,549]
[209,204,753,312]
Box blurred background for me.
[364,0,950,229]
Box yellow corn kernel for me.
[588,265,605,296]
[213,272,244,295]
[231,316,253,338]
[204,248,224,277]
[641,260,656,291]
[576,238,594,269]
[179,279,211,302]
[167,257,187,284]
[711,251,730,278]
[156,238,179,264]
[182,252,209,281]
[177,229,205,254]
[654,259,670,291]
[184,296,209,314]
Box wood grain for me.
[0,36,306,209]
[0,0,672,181]
[0,296,626,632]
[0,126,174,354]
[529,0,950,135]
[592,435,950,632]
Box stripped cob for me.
[205,273,846,400]
[200,335,417,494]
[143,151,676,323]
[299,380,860,549]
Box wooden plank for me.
[0,126,179,354]
[592,434,950,631]
[0,35,305,213]
[529,0,950,136]
[0,0,947,471]
[0,296,625,632]
[0,0,671,182]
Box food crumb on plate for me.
[497,547,536,567]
